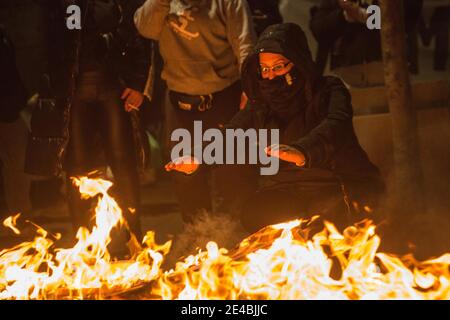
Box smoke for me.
[163,211,248,269]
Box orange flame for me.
[3,213,21,235]
[0,177,170,299]
[0,177,448,300]
[153,219,449,300]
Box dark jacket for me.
[228,23,383,198]
[26,0,153,176]
[34,0,152,97]
[0,27,28,123]
[310,0,423,70]
[247,0,283,36]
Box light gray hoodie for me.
[134,0,256,95]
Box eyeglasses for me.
[260,62,292,76]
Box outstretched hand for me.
[165,155,200,175]
[265,144,306,167]
[240,92,248,110]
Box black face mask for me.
[258,67,305,119]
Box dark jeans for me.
[165,81,257,223]
[65,71,141,239]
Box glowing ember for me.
[0,177,448,300]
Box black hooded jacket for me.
[34,0,152,97]
[0,27,28,123]
[227,23,382,192]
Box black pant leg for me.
[206,82,254,216]
[97,77,142,239]
[164,81,243,222]
[164,89,212,222]
[65,76,97,232]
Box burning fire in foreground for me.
[0,177,449,300]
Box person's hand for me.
[265,144,306,167]
[121,88,145,112]
[165,155,200,175]
[240,92,248,110]
[338,0,368,24]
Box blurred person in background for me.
[247,0,283,36]
[0,26,32,218]
[310,0,423,85]
[429,4,450,71]
[26,0,153,257]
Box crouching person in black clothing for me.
[167,23,385,233]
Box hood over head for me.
[242,23,320,118]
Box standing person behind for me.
[134,0,256,223]
[310,0,423,85]
[27,0,152,257]
[429,5,450,71]
[247,0,283,36]
[0,26,32,217]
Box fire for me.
[0,177,170,300]
[153,219,449,300]
[0,177,449,300]
[3,213,21,235]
